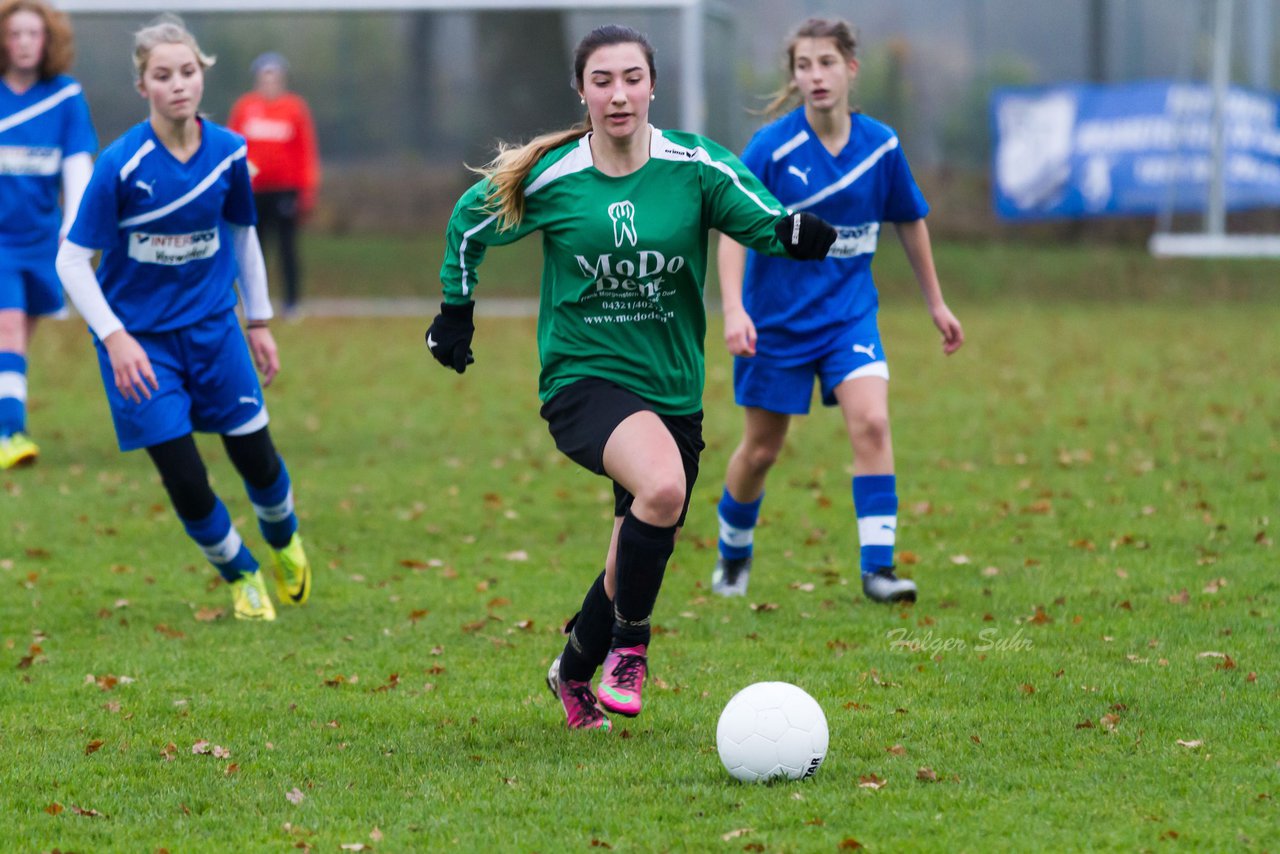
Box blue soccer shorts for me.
[94,309,268,451]
[0,243,65,316]
[733,313,889,415]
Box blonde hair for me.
[0,0,75,79]
[478,24,655,232]
[762,18,858,119]
[132,14,215,81]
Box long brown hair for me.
[477,24,656,232]
[0,0,75,79]
[762,18,858,119]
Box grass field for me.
[4,245,1279,852]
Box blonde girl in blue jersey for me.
[711,18,964,604]
[0,0,96,468]
[56,17,311,621]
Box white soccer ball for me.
[716,681,829,783]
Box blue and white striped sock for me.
[717,487,763,561]
[0,352,27,437]
[853,475,897,575]
[181,498,259,582]
[244,457,297,549]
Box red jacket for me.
[228,91,320,212]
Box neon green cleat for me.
[0,432,39,469]
[230,571,277,621]
[270,533,311,605]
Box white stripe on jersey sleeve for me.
[0,82,82,134]
[118,140,156,182]
[770,130,810,162]
[457,213,498,297]
[649,129,781,216]
[119,145,248,228]
[790,136,899,211]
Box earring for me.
[580,98,586,105]
[650,94,656,101]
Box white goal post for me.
[1148,0,1280,258]
[57,0,712,134]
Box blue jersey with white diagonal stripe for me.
[739,108,928,363]
[0,75,97,254]
[68,118,257,333]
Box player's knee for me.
[851,411,891,450]
[222,427,280,488]
[742,439,783,474]
[0,309,25,346]
[635,474,686,526]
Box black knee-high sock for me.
[559,571,612,683]
[613,511,677,648]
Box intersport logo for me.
[608,200,638,248]
[128,229,220,266]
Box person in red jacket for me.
[228,52,319,316]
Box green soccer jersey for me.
[440,127,792,414]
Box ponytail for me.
[473,121,591,233]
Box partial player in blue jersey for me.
[55,16,311,621]
[0,0,96,469]
[711,18,964,604]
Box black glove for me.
[774,211,838,260]
[425,300,475,374]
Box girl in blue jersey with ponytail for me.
[0,0,96,469]
[711,17,964,604]
[56,16,311,621]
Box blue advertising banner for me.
[991,81,1280,219]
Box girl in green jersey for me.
[426,24,836,730]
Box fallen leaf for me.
[503,550,529,561]
[194,607,225,622]
[85,739,105,755]
[1167,589,1190,605]
[950,554,971,565]
[749,602,779,612]
[1202,577,1228,594]
[1076,719,1094,729]
[1026,607,1053,625]
[1100,713,1120,732]
[857,774,887,790]
[917,766,939,782]
[1020,683,1035,695]
[370,828,383,842]
[70,804,104,818]
[212,745,231,759]
[838,840,864,851]
[1175,739,1203,749]
[886,744,907,756]
[225,763,240,776]
[44,802,63,815]
[721,828,753,841]
[339,845,369,852]
[192,740,211,755]
[285,787,305,805]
